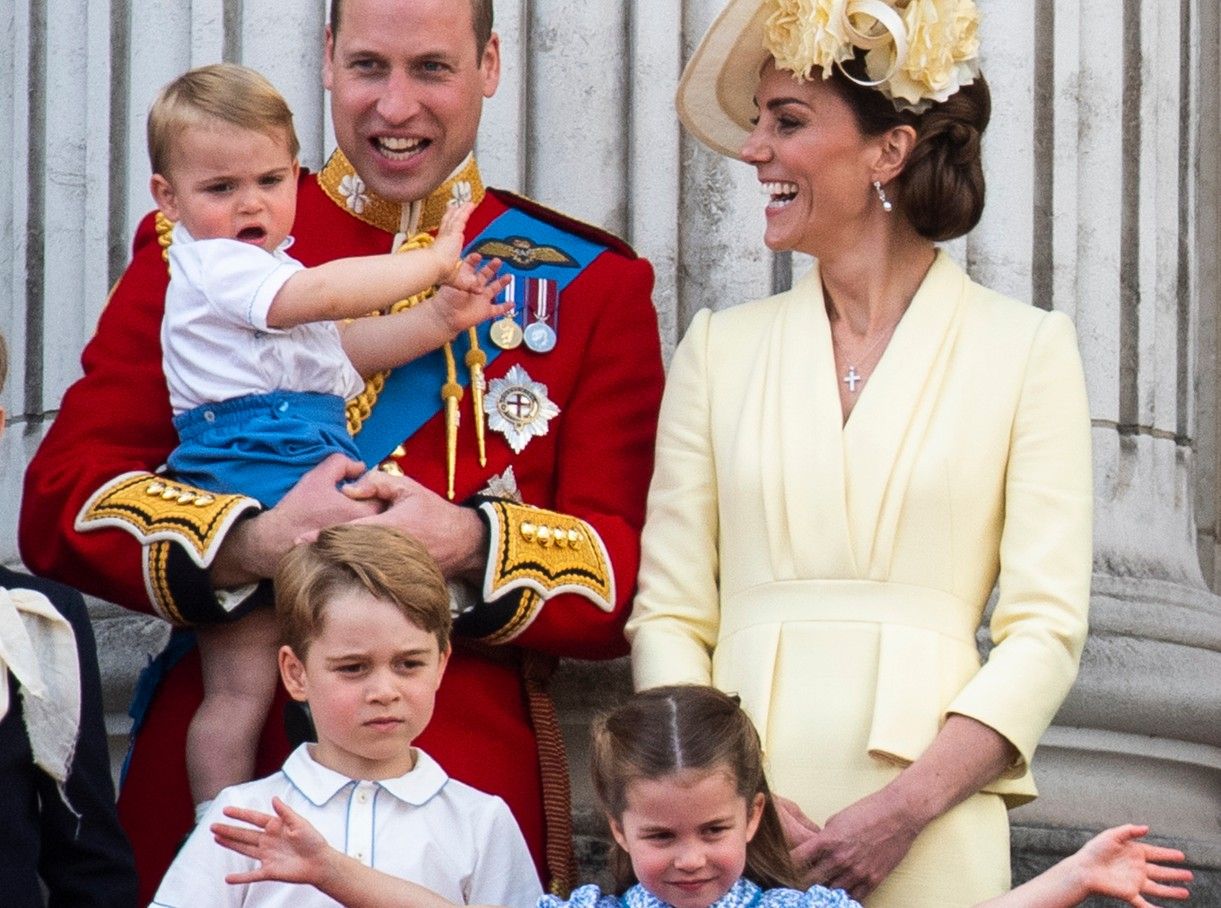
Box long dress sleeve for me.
[944,310,1093,775]
[627,308,722,690]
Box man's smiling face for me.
[324,0,500,204]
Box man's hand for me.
[211,454,383,587]
[332,471,489,581]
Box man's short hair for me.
[329,0,494,53]
[274,524,452,658]
[147,62,300,176]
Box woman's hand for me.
[791,715,1016,900]
[212,797,329,886]
[1072,825,1192,906]
[773,794,821,850]
[792,787,923,901]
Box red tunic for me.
[19,155,664,902]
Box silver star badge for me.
[484,365,560,454]
[480,465,523,502]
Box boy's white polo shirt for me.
[151,744,542,907]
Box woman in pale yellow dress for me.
[626,2,1093,907]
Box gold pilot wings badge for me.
[468,236,578,271]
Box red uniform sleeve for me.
[455,253,664,660]
[19,212,260,625]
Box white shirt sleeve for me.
[465,797,544,908]
[148,796,255,908]
[169,237,303,333]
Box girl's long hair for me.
[590,685,798,891]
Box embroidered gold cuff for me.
[479,500,615,614]
[478,590,543,646]
[75,471,260,569]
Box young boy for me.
[145,63,510,820]
[150,524,543,907]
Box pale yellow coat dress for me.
[626,252,1093,908]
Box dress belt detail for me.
[719,579,979,645]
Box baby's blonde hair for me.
[147,62,300,176]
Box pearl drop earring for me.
[873,180,893,213]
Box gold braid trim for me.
[522,652,576,896]
[155,211,174,263]
[146,541,186,625]
[75,471,260,570]
[478,590,543,647]
[441,342,463,499]
[478,501,616,614]
[345,232,439,436]
[317,149,486,235]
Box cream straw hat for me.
[676,0,981,159]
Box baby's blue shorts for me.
[167,390,363,508]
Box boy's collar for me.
[317,149,485,236]
[282,743,448,807]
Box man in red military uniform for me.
[18,0,664,901]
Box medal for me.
[491,275,523,350]
[491,317,523,349]
[484,365,560,454]
[523,277,560,354]
[523,321,556,353]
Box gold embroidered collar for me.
[317,149,485,235]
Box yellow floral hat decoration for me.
[676,0,981,158]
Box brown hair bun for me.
[899,78,991,241]
[825,59,991,242]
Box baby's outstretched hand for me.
[433,255,513,333]
[213,797,329,886]
[432,201,475,266]
[1075,825,1191,906]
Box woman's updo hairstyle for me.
[824,54,991,241]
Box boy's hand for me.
[433,254,513,334]
[431,201,475,267]
[214,797,329,886]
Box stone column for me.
[991,0,1221,898]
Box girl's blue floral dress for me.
[539,878,861,908]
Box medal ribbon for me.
[352,204,609,467]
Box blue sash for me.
[352,205,608,466]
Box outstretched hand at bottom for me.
[1072,825,1192,907]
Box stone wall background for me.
[2,0,1218,897]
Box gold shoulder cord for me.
[155,211,174,262]
[344,232,489,499]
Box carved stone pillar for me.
[986,0,1221,898]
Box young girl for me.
[210,686,1192,908]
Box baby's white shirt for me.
[161,224,364,415]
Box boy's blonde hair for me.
[147,62,300,176]
[274,525,452,658]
